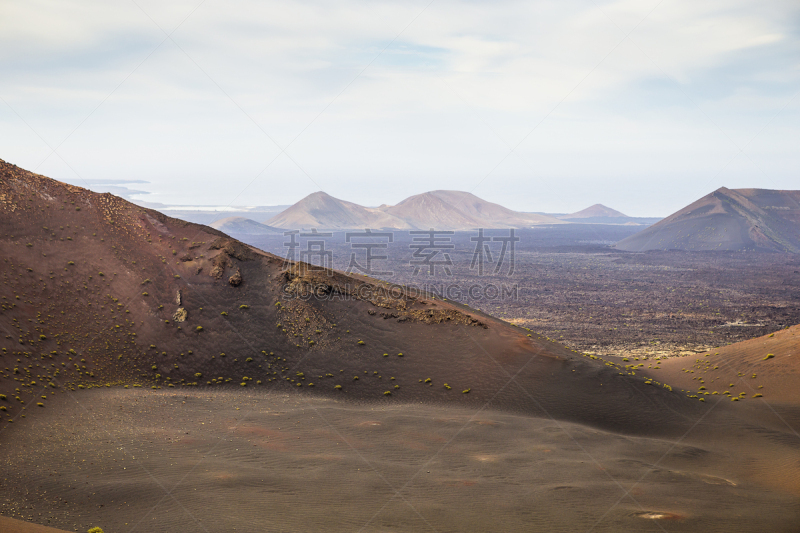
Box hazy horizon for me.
[55,178,665,217]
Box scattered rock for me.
[173,307,188,322]
[209,237,255,261]
[210,253,229,279]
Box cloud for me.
[0,0,798,216]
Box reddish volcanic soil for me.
[0,158,698,435]
[1,159,799,531]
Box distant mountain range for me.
[261,191,645,231]
[615,187,800,253]
[266,190,564,230]
[209,217,284,235]
[386,190,561,229]
[150,205,290,226]
[550,204,662,226]
[265,191,413,230]
[563,203,628,219]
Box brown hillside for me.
[0,158,707,436]
[4,161,800,533]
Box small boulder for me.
[229,268,243,286]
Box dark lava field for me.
[240,226,800,359]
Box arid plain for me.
[243,227,800,359]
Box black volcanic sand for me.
[1,389,798,533]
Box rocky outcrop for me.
[172,307,188,322]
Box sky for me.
[1,0,798,217]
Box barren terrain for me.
[1,161,799,532]
[1,388,799,533]
[240,226,800,359]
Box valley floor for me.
[1,388,798,533]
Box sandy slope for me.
[644,324,800,404]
